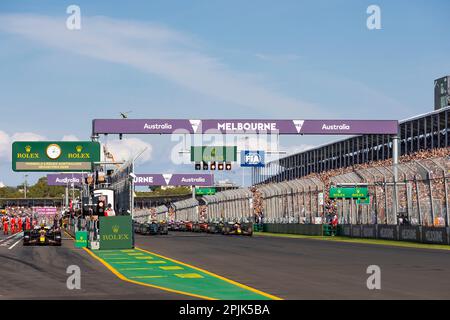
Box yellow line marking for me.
[135,256,154,260]
[135,247,282,300]
[127,253,145,256]
[104,257,129,260]
[112,261,140,264]
[131,275,167,279]
[121,250,135,253]
[160,266,184,271]
[175,273,204,279]
[82,248,216,300]
[146,260,167,264]
[119,267,155,271]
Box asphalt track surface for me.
[0,233,184,300]
[1,231,450,299]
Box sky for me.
[0,0,449,186]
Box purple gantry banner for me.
[34,207,58,215]
[134,174,214,187]
[93,119,398,135]
[47,173,85,186]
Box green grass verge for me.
[254,232,450,251]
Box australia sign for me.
[47,173,86,186]
[93,119,398,135]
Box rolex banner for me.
[99,216,133,250]
[12,141,100,172]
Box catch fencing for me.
[202,189,253,222]
[167,156,449,227]
[134,205,168,223]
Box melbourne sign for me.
[12,141,100,172]
[241,150,265,167]
[191,146,237,162]
[329,187,368,199]
[99,216,133,250]
[93,119,398,135]
[134,174,214,187]
[47,173,86,186]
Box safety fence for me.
[163,155,449,229]
[254,155,450,226]
[202,189,253,222]
[134,205,168,223]
[170,199,199,222]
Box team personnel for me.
[3,217,8,235]
[25,216,31,231]
[18,217,23,232]
[10,217,16,234]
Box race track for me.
[0,233,186,300]
[135,232,450,299]
[1,232,450,299]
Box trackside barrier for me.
[263,223,323,236]
[337,224,450,245]
[257,223,450,245]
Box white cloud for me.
[11,132,46,142]
[0,14,318,116]
[0,131,46,161]
[104,138,153,164]
[61,135,80,141]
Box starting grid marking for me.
[90,248,280,300]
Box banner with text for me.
[134,174,214,186]
[93,119,398,135]
[12,141,100,172]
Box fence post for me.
[428,172,435,225]
[415,177,422,225]
[444,172,449,227]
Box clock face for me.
[46,144,62,160]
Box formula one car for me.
[192,222,208,233]
[207,221,225,234]
[185,221,194,232]
[23,225,62,246]
[222,222,253,236]
[137,222,168,235]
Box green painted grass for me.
[254,232,450,251]
[93,249,277,300]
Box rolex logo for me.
[25,145,31,153]
[76,145,83,153]
[112,225,120,233]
